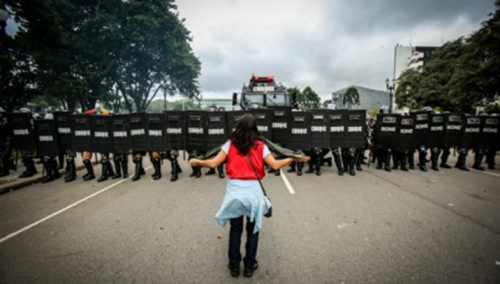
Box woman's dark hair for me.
[228,113,260,155]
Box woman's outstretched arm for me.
[189,150,227,169]
[264,154,310,170]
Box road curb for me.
[0,164,90,194]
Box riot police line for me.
[2,108,499,184]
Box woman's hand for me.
[294,156,310,163]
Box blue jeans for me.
[229,216,259,268]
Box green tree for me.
[342,86,360,109]
[298,86,320,109]
[113,0,201,112]
[395,69,422,109]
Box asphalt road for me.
[0,154,499,284]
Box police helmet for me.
[422,106,433,112]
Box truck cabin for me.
[234,76,290,109]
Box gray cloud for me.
[177,0,496,101]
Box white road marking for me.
[472,169,500,177]
[0,166,152,244]
[280,170,296,194]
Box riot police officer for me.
[40,113,61,183]
[374,106,392,172]
[17,108,38,178]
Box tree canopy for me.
[396,1,500,113]
[1,0,200,112]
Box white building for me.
[393,45,437,81]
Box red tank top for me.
[226,140,266,180]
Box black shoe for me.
[488,165,495,170]
[432,165,439,171]
[227,264,240,278]
[244,262,258,278]
[228,264,239,278]
[419,165,428,172]
[440,164,451,169]
[205,168,216,175]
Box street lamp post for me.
[385,78,395,113]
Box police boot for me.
[440,151,451,169]
[455,154,469,171]
[392,152,400,170]
[112,159,122,179]
[83,159,95,181]
[190,166,198,177]
[333,153,344,176]
[384,152,392,172]
[52,159,61,179]
[122,158,129,178]
[356,153,363,171]
[349,156,356,176]
[472,152,485,171]
[97,162,109,182]
[297,162,303,176]
[375,154,383,170]
[65,159,77,183]
[287,162,296,173]
[400,154,409,172]
[170,159,179,182]
[195,166,202,178]
[408,152,415,170]
[132,157,143,181]
[305,160,315,174]
[58,153,65,170]
[151,158,162,180]
[486,151,495,170]
[106,161,115,177]
[431,154,439,171]
[205,168,216,175]
[19,157,37,178]
[315,158,322,176]
[418,153,428,172]
[42,159,55,184]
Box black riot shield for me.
[91,115,113,153]
[411,111,431,147]
[129,112,150,152]
[7,113,37,151]
[147,113,166,152]
[112,115,132,153]
[310,109,330,148]
[186,111,207,152]
[461,116,482,149]
[346,110,366,149]
[481,116,499,150]
[287,111,312,150]
[397,116,415,150]
[428,114,445,148]
[71,114,93,152]
[206,111,228,150]
[35,119,59,157]
[53,112,72,150]
[271,107,292,146]
[444,113,463,147]
[375,114,399,149]
[329,110,348,148]
[165,111,185,150]
[251,109,273,140]
[226,110,248,135]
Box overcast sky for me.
[175,0,495,101]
